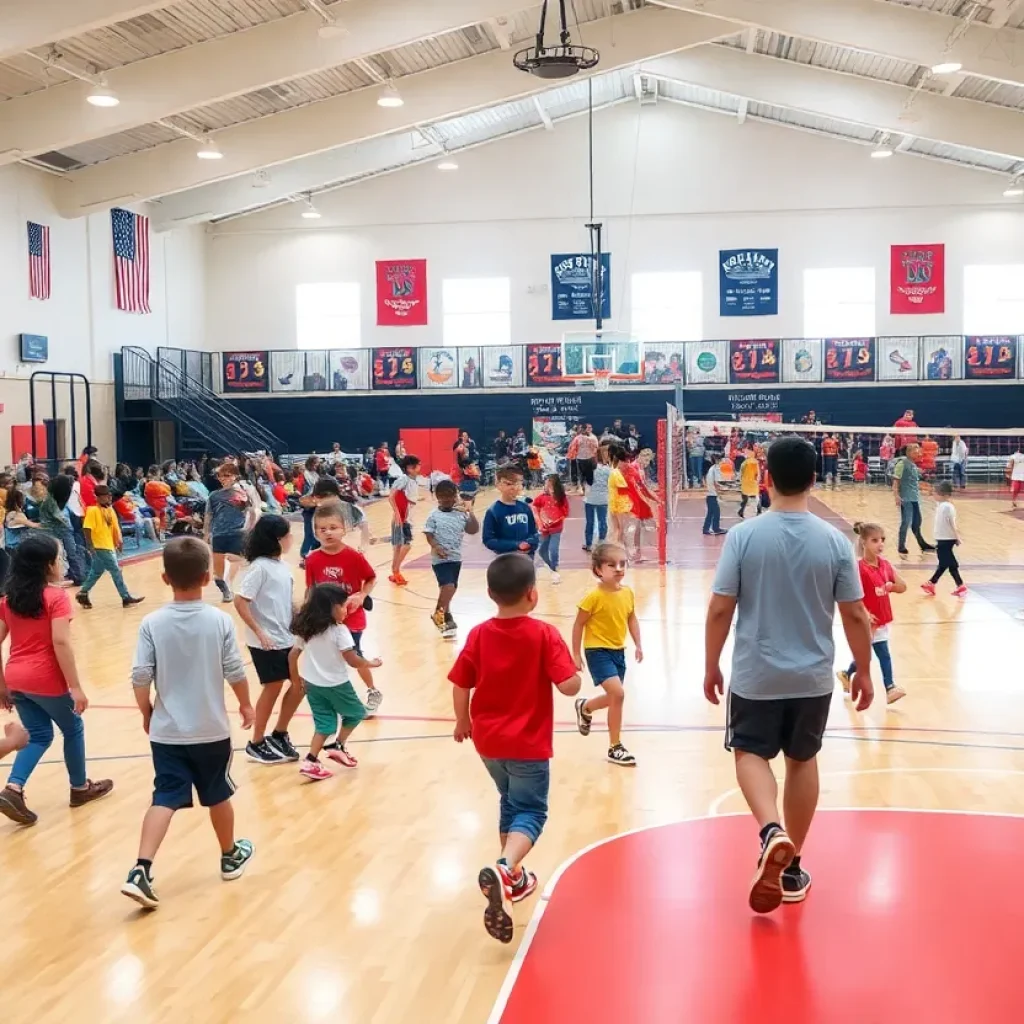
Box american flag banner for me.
[111,207,151,313]
[27,221,50,300]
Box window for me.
[443,277,511,347]
[964,265,1024,334]
[630,272,702,341]
[296,282,361,349]
[803,268,875,338]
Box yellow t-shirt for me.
[83,505,121,551]
[579,585,635,650]
[607,467,631,515]
[739,457,760,497]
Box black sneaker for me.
[782,864,812,903]
[75,592,93,610]
[574,697,592,737]
[121,865,159,909]
[266,733,300,761]
[221,839,254,880]
[245,739,287,765]
[122,596,145,608]
[749,826,795,914]
[323,739,341,751]
[607,743,636,766]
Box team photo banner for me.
[685,340,729,385]
[781,338,823,383]
[222,351,269,393]
[550,253,611,321]
[481,346,524,387]
[964,336,1018,379]
[328,349,370,391]
[729,339,779,384]
[890,244,945,315]
[878,337,921,382]
[719,248,779,317]
[376,259,428,326]
[372,346,417,389]
[824,338,876,382]
[527,343,565,385]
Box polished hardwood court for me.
[2,484,1024,1024]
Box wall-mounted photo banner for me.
[223,351,269,393]
[719,248,779,317]
[781,338,823,383]
[729,339,780,384]
[921,336,963,380]
[824,338,876,382]
[550,253,611,321]
[527,343,565,385]
[643,347,685,383]
[878,337,921,382]
[684,340,729,384]
[419,347,458,389]
[457,347,483,388]
[327,349,370,391]
[372,346,417,389]
[376,259,428,326]
[481,346,524,387]
[890,244,945,315]
[270,350,329,392]
[964,336,1018,380]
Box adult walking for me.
[704,436,874,914]
[892,444,935,556]
[575,424,599,489]
[949,434,968,491]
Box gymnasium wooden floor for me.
[3,483,1024,1024]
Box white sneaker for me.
[550,571,561,585]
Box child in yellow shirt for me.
[76,485,145,610]
[571,541,642,766]
[738,448,760,518]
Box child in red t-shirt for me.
[532,474,570,584]
[837,522,907,705]
[852,449,868,506]
[450,553,580,944]
[305,502,382,715]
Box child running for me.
[424,480,479,638]
[482,467,539,558]
[738,447,760,518]
[583,446,610,552]
[305,501,382,713]
[572,541,643,766]
[121,537,255,910]
[852,448,868,506]
[388,455,421,586]
[0,534,112,826]
[76,485,145,609]
[288,584,382,780]
[204,462,255,602]
[449,553,580,943]
[923,481,967,597]
[234,515,305,765]
[837,522,908,705]
[606,446,633,547]
[532,474,569,584]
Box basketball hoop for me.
[594,368,612,391]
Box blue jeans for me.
[538,532,562,572]
[584,503,607,547]
[481,758,550,845]
[897,500,929,553]
[703,495,721,533]
[68,510,91,570]
[951,462,966,489]
[8,691,86,788]
[80,548,131,600]
[689,454,704,486]
[849,640,894,692]
[300,511,319,559]
[45,524,85,585]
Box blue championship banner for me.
[729,339,779,384]
[964,336,1017,380]
[719,248,778,317]
[551,253,611,321]
[223,351,269,392]
[824,338,876,381]
[372,346,417,389]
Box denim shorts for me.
[391,521,413,546]
[432,561,462,588]
[481,757,550,845]
[585,647,627,686]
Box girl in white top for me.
[1008,449,1024,508]
[923,481,966,597]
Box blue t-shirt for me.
[482,499,538,554]
[712,511,862,700]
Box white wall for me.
[207,102,1024,350]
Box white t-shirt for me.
[295,624,354,687]
[705,464,722,497]
[1009,452,1024,481]
[66,481,84,517]
[392,473,420,505]
[933,501,958,541]
[236,557,294,649]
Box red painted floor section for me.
[494,811,1024,1024]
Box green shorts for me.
[304,681,366,735]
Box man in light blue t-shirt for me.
[704,436,874,916]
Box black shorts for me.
[211,531,245,556]
[432,561,462,588]
[249,646,292,685]
[725,691,831,762]
[151,738,236,810]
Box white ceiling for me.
[1,0,1022,223]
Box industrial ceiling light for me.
[513,0,600,79]
[86,77,119,107]
[930,61,963,74]
[196,137,223,160]
[301,195,322,219]
[1004,183,1024,198]
[870,145,894,159]
[377,83,404,108]
[437,159,459,171]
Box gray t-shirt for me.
[132,601,248,744]
[893,457,920,502]
[585,464,611,506]
[705,464,723,496]
[424,507,470,563]
[206,484,252,537]
[236,557,294,649]
[712,512,863,700]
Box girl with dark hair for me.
[40,474,85,586]
[234,516,304,765]
[533,474,570,584]
[288,584,382,781]
[5,487,43,551]
[0,535,112,826]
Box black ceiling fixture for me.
[513,0,600,80]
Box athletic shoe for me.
[0,785,37,826]
[299,757,332,782]
[266,732,301,761]
[69,778,114,807]
[445,612,458,633]
[607,743,636,766]
[713,529,728,536]
[220,838,254,880]
[749,826,795,914]
[921,582,936,596]
[246,739,287,765]
[326,746,359,768]
[509,868,539,904]
[886,686,907,705]
[121,866,159,910]
[782,864,812,903]
[574,697,592,737]
[75,592,93,610]
[478,863,514,944]
[952,585,968,598]
[921,544,937,553]
[122,596,145,608]
[431,609,447,632]
[836,670,851,694]
[365,688,384,714]
[550,571,561,585]
[582,545,591,552]
[441,626,458,639]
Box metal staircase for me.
[121,346,286,458]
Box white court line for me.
[486,804,1024,1024]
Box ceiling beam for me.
[489,16,514,50]
[55,7,733,217]
[533,94,555,130]
[0,0,529,165]
[640,45,1024,159]
[649,0,1024,88]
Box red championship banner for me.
[890,244,945,315]
[729,339,779,384]
[376,259,428,326]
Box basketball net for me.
[593,368,612,391]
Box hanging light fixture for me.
[377,83,404,108]
[930,60,962,74]
[86,76,119,107]
[196,137,223,160]
[301,195,322,219]
[513,0,600,79]
[437,158,459,171]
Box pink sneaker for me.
[326,747,358,768]
[509,867,538,904]
[952,585,968,597]
[921,582,936,596]
[299,757,332,781]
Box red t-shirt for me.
[304,546,376,633]
[113,496,135,521]
[893,417,918,448]
[0,588,74,696]
[448,616,577,760]
[375,450,390,473]
[853,457,868,482]
[859,558,895,629]
[80,473,98,508]
[822,438,839,457]
[532,494,570,535]
[272,483,287,504]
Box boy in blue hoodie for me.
[482,467,539,558]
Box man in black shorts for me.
[703,436,874,914]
